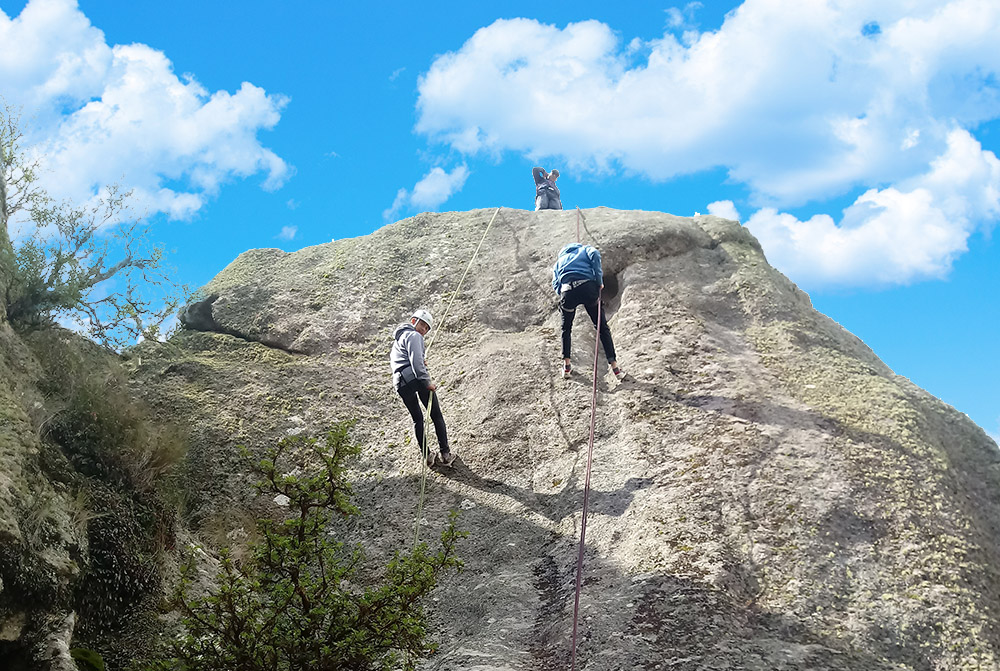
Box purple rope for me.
[569,290,602,670]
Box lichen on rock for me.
[133,207,1000,670]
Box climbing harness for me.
[412,206,502,548]
[569,288,602,671]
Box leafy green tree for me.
[0,101,185,349]
[148,422,463,671]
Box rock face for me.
[133,207,1000,670]
[0,326,176,671]
[0,328,87,670]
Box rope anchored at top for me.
[569,288,603,671]
[412,206,503,548]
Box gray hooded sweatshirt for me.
[390,322,431,388]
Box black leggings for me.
[397,380,449,456]
[560,281,616,362]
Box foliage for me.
[27,330,186,665]
[33,330,187,498]
[147,422,464,671]
[71,647,108,671]
[0,100,186,350]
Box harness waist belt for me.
[393,360,417,383]
[560,279,590,293]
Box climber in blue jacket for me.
[552,243,625,381]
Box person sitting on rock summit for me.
[533,167,562,211]
[552,243,625,381]
[390,309,457,468]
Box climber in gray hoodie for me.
[390,309,456,468]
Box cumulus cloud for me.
[277,225,297,241]
[416,1,1000,286]
[383,164,469,221]
[747,129,1000,287]
[665,2,704,33]
[707,200,741,221]
[0,0,289,221]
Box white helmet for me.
[411,309,433,331]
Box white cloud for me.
[383,188,409,223]
[411,165,470,208]
[383,164,469,221]
[415,2,1000,286]
[707,200,741,221]
[746,129,999,287]
[665,8,686,29]
[417,4,1000,201]
[987,413,1000,447]
[277,225,297,241]
[665,3,704,31]
[0,0,289,221]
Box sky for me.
[0,0,997,443]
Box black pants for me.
[397,380,450,456]
[535,191,562,210]
[560,280,616,362]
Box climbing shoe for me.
[562,362,572,379]
[439,451,458,467]
[424,451,436,468]
[612,366,626,382]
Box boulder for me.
[130,207,1000,670]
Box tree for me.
[0,102,46,295]
[147,422,463,671]
[0,101,186,349]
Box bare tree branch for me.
[1,103,187,349]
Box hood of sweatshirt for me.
[393,322,416,340]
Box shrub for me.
[147,422,464,671]
[71,647,107,671]
[25,330,186,667]
[31,330,187,500]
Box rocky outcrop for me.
[131,207,1000,670]
[0,327,85,671]
[0,327,173,671]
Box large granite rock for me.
[131,207,1000,670]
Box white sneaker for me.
[612,366,626,382]
[562,362,572,379]
[439,451,458,467]
[425,451,436,468]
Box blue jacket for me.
[552,243,602,292]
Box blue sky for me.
[1,0,997,442]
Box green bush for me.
[71,647,107,671]
[31,330,187,500]
[26,330,186,666]
[147,422,464,671]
